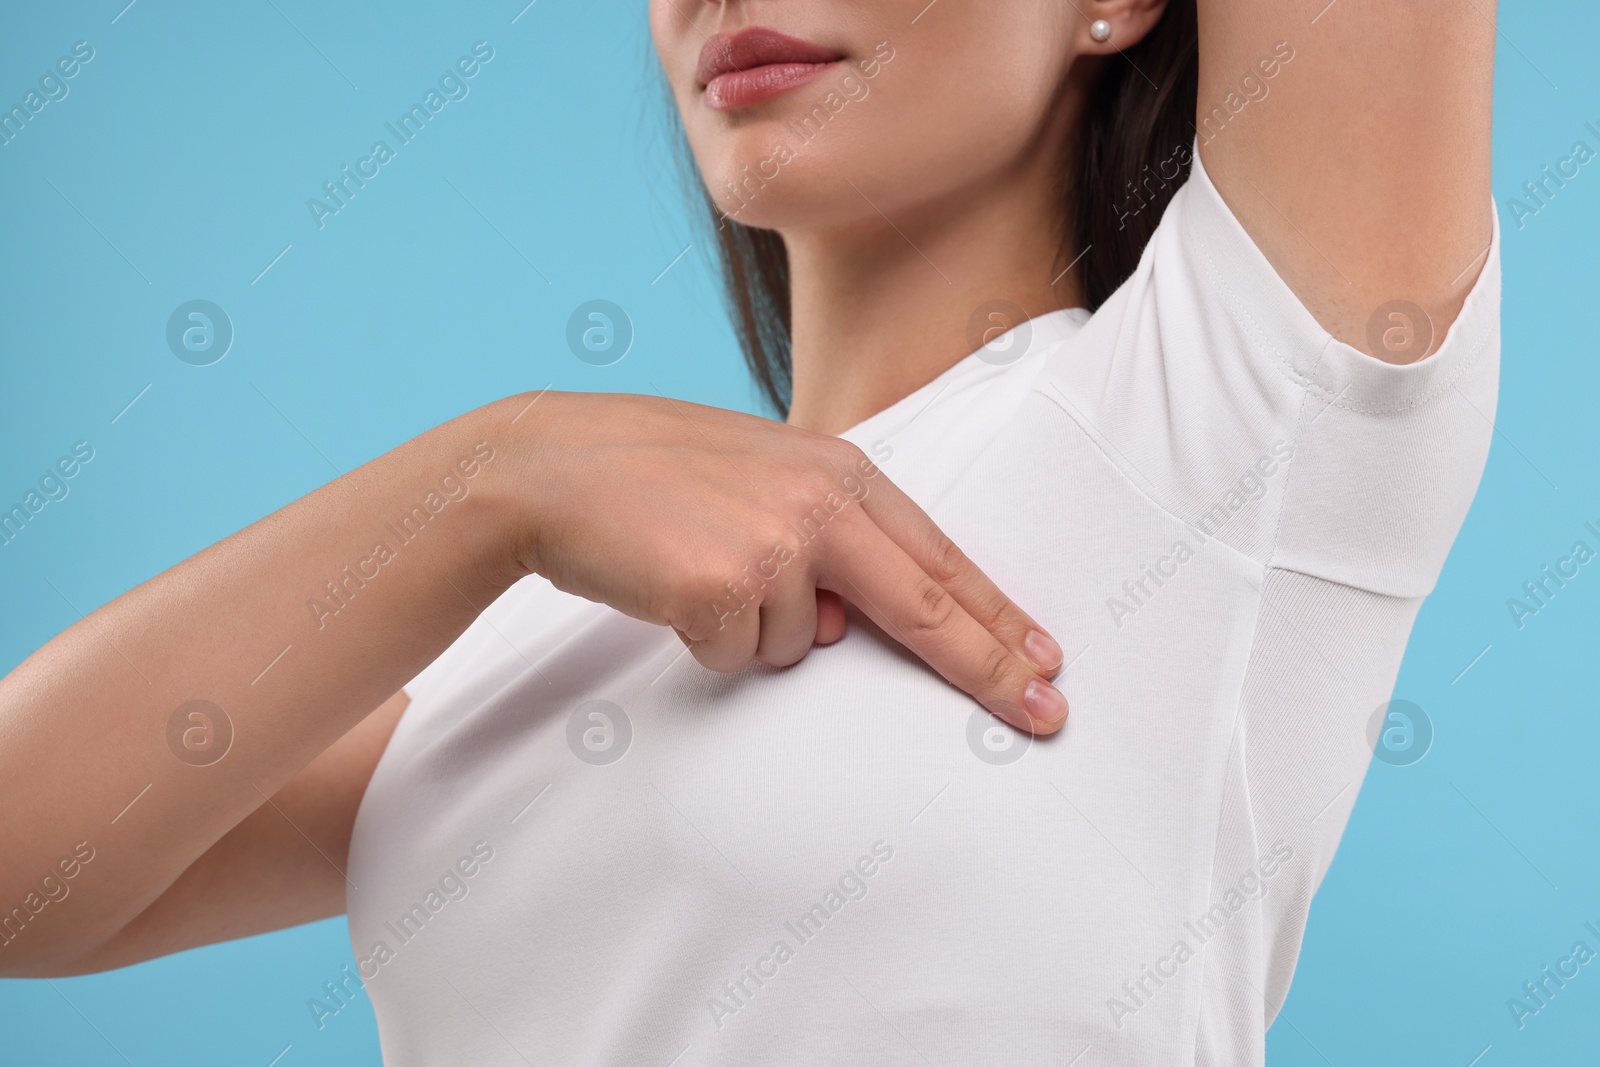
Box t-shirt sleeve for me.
[1033,145,1500,596]
[1026,151,1499,1062]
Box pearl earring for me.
[1090,19,1112,42]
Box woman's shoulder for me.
[1034,149,1500,599]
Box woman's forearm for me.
[0,394,532,974]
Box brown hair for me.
[698,0,1199,414]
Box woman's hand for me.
[500,391,1068,733]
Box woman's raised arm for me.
[1189,0,1496,359]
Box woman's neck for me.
[781,150,1084,436]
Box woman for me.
[0,0,1496,1063]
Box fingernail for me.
[1024,679,1067,726]
[1024,630,1063,671]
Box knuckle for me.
[750,520,795,561]
[969,589,1011,635]
[787,481,834,525]
[679,565,726,606]
[829,438,869,472]
[925,535,969,586]
[670,567,741,634]
[668,598,719,644]
[907,577,958,636]
[978,644,1015,694]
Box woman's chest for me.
[346,428,1268,1063]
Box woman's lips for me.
[698,28,843,111]
[704,63,838,110]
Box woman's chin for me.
[704,182,837,233]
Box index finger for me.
[850,461,1065,678]
[819,511,1068,735]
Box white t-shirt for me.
[347,152,1499,1066]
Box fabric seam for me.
[1029,381,1274,576]
[1181,345,1314,1060]
[1191,216,1492,415]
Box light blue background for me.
[0,1,1595,1063]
